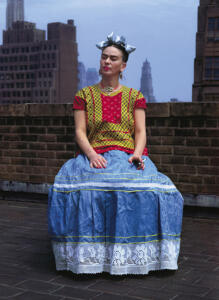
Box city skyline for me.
[0,0,199,101]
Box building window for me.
[208,17,219,31]
[204,56,219,80]
[208,18,216,31]
[207,17,219,42]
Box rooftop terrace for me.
[0,198,218,300]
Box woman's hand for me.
[128,154,145,170]
[89,153,107,169]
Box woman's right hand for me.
[89,153,107,169]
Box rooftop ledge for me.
[0,102,219,117]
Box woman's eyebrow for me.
[102,54,119,59]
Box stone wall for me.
[0,103,218,206]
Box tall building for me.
[6,0,24,30]
[86,68,99,86]
[140,59,156,103]
[193,0,219,102]
[0,20,78,104]
[78,62,87,90]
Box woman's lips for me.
[103,66,110,71]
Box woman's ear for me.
[121,62,127,72]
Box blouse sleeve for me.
[134,91,147,109]
[73,89,86,110]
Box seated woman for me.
[48,33,184,275]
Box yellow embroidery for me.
[52,233,181,239]
[53,238,181,245]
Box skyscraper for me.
[0,19,78,104]
[78,62,87,90]
[193,0,219,102]
[6,0,24,30]
[140,59,156,103]
[86,68,99,86]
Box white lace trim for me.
[52,240,180,275]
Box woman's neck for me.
[100,77,119,89]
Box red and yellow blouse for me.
[73,85,148,156]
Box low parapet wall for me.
[0,103,218,206]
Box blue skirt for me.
[48,150,183,275]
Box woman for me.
[48,33,183,275]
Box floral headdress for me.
[96,32,136,54]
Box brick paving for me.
[0,199,219,300]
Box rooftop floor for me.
[0,199,219,300]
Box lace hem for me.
[52,239,180,275]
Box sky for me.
[0,0,200,102]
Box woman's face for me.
[100,46,127,78]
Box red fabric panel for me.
[73,96,86,110]
[134,98,147,109]
[101,93,122,124]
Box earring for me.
[119,72,123,80]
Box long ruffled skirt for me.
[48,150,183,275]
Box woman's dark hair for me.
[103,43,129,62]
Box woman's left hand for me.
[128,154,145,170]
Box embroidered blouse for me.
[73,85,148,156]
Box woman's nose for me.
[105,57,110,63]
